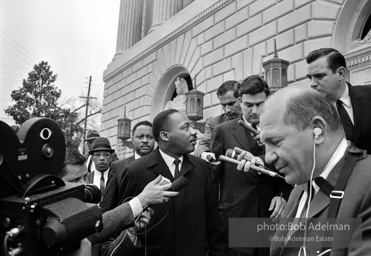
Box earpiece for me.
[313,128,322,138]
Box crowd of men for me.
[59,48,371,256]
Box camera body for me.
[0,118,102,256]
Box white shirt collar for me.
[93,168,110,187]
[339,84,351,108]
[159,149,183,177]
[134,152,141,160]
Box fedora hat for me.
[85,130,100,141]
[89,137,115,154]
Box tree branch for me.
[76,109,101,126]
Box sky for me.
[0,0,120,126]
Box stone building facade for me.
[101,0,371,158]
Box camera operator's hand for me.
[137,175,179,208]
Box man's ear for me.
[337,66,346,81]
[159,131,169,142]
[311,116,326,145]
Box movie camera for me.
[0,118,102,256]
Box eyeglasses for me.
[93,153,111,158]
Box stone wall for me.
[101,0,365,156]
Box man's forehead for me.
[219,91,236,102]
[307,56,330,71]
[134,125,153,134]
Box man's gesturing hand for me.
[137,175,179,207]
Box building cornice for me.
[103,0,233,82]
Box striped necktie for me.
[174,159,181,179]
[100,172,105,196]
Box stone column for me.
[115,0,144,58]
[148,0,183,33]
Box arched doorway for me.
[333,0,371,85]
[151,65,192,119]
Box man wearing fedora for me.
[87,137,114,199]
[85,130,100,173]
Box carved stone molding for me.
[345,46,371,70]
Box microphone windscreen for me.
[169,176,188,192]
[238,120,259,135]
[225,149,235,159]
[206,154,216,162]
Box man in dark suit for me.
[100,120,155,213]
[245,86,371,256]
[118,109,227,256]
[87,137,115,199]
[194,80,242,160]
[306,48,371,154]
[211,75,292,256]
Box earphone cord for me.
[299,135,317,256]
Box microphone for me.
[206,154,216,163]
[226,148,265,168]
[238,120,259,136]
[168,176,188,192]
[142,176,188,213]
[219,155,285,179]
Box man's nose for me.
[264,145,277,164]
[310,78,317,88]
[190,126,197,135]
[225,105,232,113]
[252,105,259,114]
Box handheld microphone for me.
[206,154,216,163]
[168,176,188,192]
[238,120,259,136]
[225,148,265,168]
[141,176,188,212]
[219,155,285,179]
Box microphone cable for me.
[109,197,170,256]
[298,134,317,256]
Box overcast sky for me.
[0,0,120,126]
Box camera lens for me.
[84,184,101,204]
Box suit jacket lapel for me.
[307,154,344,218]
[147,148,174,181]
[349,84,363,143]
[179,154,194,177]
[232,119,252,150]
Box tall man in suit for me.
[194,80,242,160]
[244,86,371,256]
[211,75,292,256]
[306,48,371,154]
[118,109,227,256]
[100,121,155,213]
